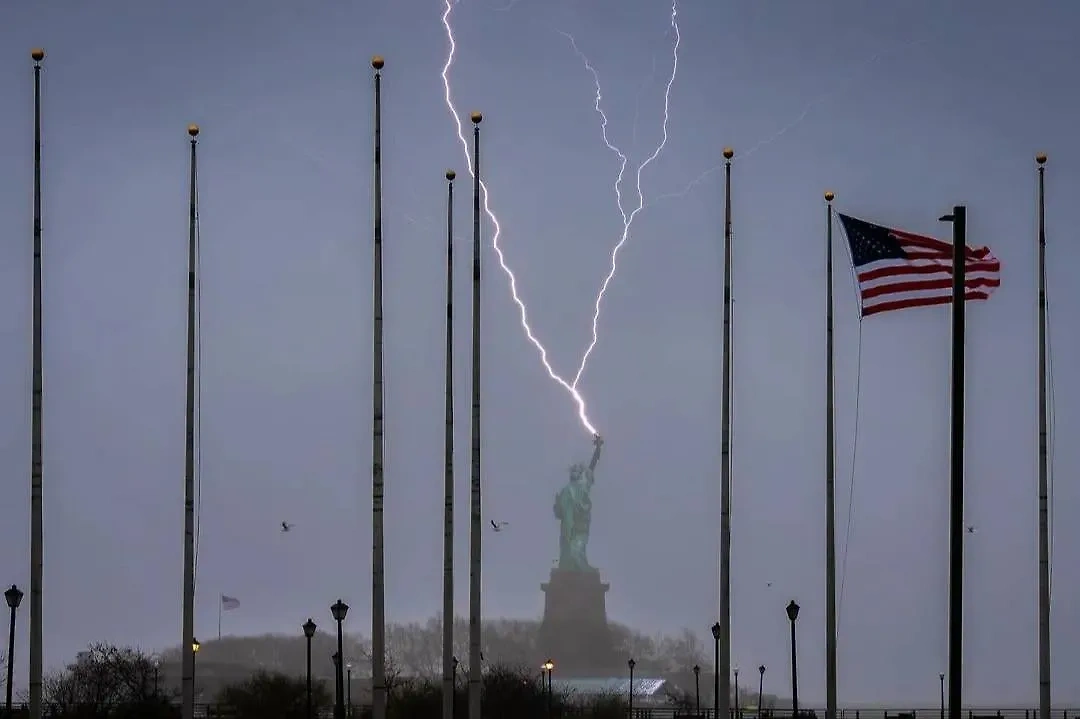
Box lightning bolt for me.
[562,1,680,388]
[441,0,680,435]
[441,0,597,436]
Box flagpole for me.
[370,54,387,719]
[442,168,457,719]
[467,110,483,719]
[824,191,838,719]
[1035,152,1050,719]
[181,123,200,719]
[718,146,734,719]
[28,47,45,719]
[938,205,966,719]
[218,599,222,641]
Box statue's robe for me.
[553,467,595,571]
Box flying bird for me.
[966,525,976,534]
[281,521,293,533]
[490,520,509,532]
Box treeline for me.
[162,617,718,679]
[22,642,634,718]
[15,618,780,717]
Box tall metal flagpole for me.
[28,47,45,719]
[938,205,966,719]
[719,146,734,719]
[467,111,483,719]
[1035,152,1050,719]
[442,168,457,719]
[824,191,838,719]
[370,54,388,719]
[181,123,200,719]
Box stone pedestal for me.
[537,568,619,677]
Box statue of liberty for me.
[553,434,604,572]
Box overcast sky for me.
[1,0,1078,707]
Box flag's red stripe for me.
[859,259,1000,283]
[892,230,989,259]
[890,230,950,252]
[902,250,994,262]
[862,290,991,317]
[861,275,999,301]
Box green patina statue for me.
[553,434,604,572]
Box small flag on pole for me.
[221,595,240,611]
[838,213,1000,317]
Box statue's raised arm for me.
[588,434,603,472]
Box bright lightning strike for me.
[441,0,598,436]
[561,1,680,389]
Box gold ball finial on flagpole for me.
[722,147,734,160]
[31,48,45,62]
[446,170,456,181]
[371,56,385,70]
[470,111,483,124]
[187,124,200,137]
[824,191,835,203]
[1035,152,1047,165]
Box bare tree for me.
[41,643,172,716]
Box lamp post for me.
[693,665,701,718]
[303,618,317,719]
[786,601,800,717]
[192,637,200,704]
[346,662,353,717]
[939,673,945,719]
[153,658,160,696]
[711,623,721,719]
[5,584,23,713]
[757,666,765,719]
[734,666,740,719]
[541,659,554,718]
[331,600,349,719]
[627,658,636,716]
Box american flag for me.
[838,213,1001,317]
[220,594,240,611]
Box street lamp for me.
[192,637,201,702]
[330,600,349,719]
[346,662,353,717]
[711,622,721,719]
[627,658,636,715]
[153,657,160,695]
[693,665,701,717]
[303,618,317,719]
[939,673,945,719]
[542,659,554,718]
[786,600,800,717]
[734,665,740,719]
[5,584,23,713]
[757,665,765,719]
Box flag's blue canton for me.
[839,214,908,267]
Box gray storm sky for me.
[1,0,1078,707]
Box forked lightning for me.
[440,0,680,435]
